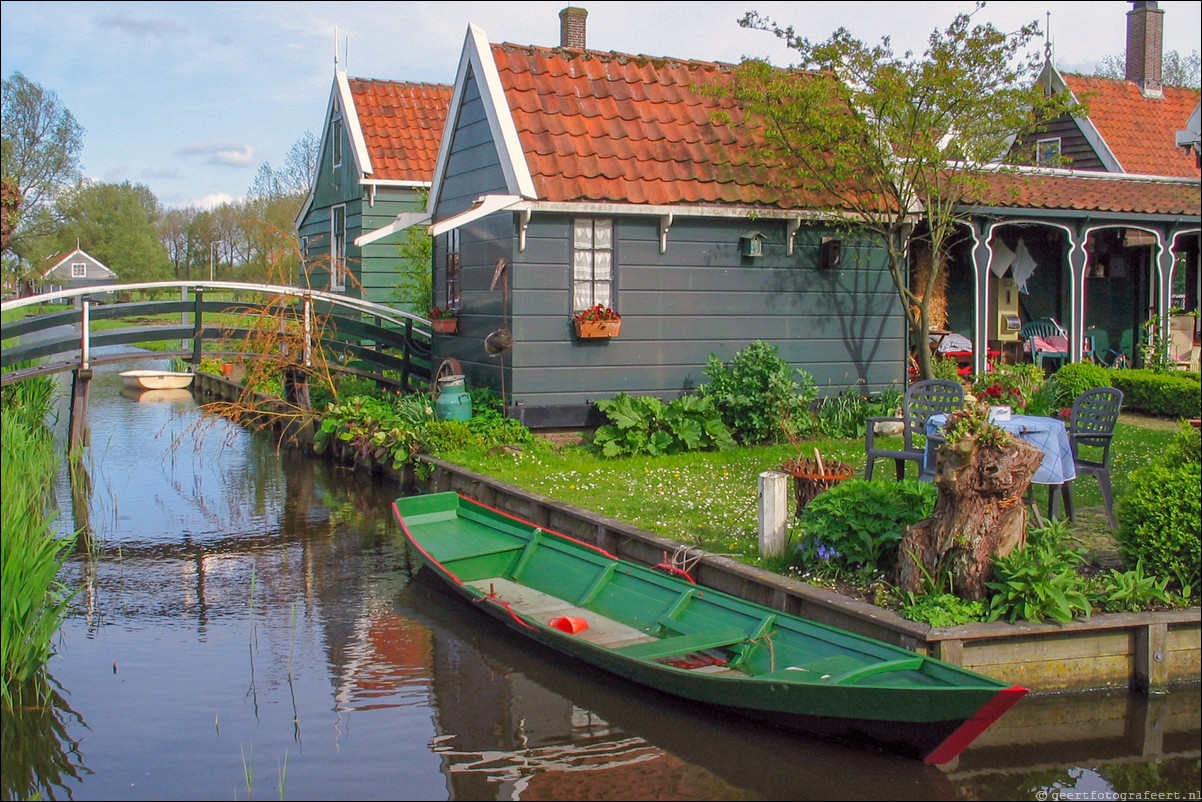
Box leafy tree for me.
[1095,49,1201,89]
[43,181,170,283]
[1,73,84,256]
[719,9,1077,379]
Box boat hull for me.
[394,492,1026,764]
[119,370,194,391]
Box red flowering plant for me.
[972,363,1044,414]
[428,307,456,320]
[573,304,621,322]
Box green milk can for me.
[434,374,472,421]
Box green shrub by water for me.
[1117,424,1202,588]
[1,380,76,709]
[795,478,936,574]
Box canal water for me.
[2,357,1198,800]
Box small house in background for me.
[26,247,118,296]
[423,9,906,428]
[295,72,451,309]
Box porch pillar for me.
[1066,227,1089,363]
[1154,230,1175,323]
[969,219,993,375]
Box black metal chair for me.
[864,379,964,481]
[1062,387,1124,529]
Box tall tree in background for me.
[719,9,1076,379]
[46,181,170,284]
[1,72,84,258]
[1095,49,1201,88]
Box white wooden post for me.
[758,470,790,558]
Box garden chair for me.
[1085,327,1116,366]
[1062,387,1124,529]
[1020,319,1069,370]
[864,379,964,481]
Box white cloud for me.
[193,193,237,210]
[177,142,257,167]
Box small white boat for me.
[119,369,195,391]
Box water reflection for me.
[31,357,1200,800]
[0,683,90,801]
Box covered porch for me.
[936,170,1200,375]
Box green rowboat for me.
[393,492,1026,764]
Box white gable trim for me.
[428,24,536,215]
[337,71,374,177]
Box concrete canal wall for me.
[193,372,1201,693]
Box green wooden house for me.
[423,16,907,428]
[295,72,450,310]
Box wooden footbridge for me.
[1,281,436,445]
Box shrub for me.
[931,354,961,382]
[795,478,936,573]
[699,341,816,446]
[1108,369,1201,418]
[593,393,735,457]
[1116,462,1201,587]
[1050,362,1113,406]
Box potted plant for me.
[573,304,621,338]
[429,307,458,334]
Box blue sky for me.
[2,1,1199,210]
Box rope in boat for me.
[474,583,537,630]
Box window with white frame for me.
[1036,137,1062,166]
[444,228,461,313]
[71,262,87,278]
[330,205,346,290]
[332,105,343,168]
[572,218,614,311]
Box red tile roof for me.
[348,79,451,182]
[1061,73,1200,179]
[968,170,1199,217]
[481,44,1199,218]
[491,43,841,209]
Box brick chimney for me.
[1125,1,1164,97]
[559,6,587,50]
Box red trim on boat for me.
[391,501,464,586]
[460,493,620,560]
[923,685,1028,765]
[652,563,697,584]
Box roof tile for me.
[1061,73,1200,178]
[347,78,452,182]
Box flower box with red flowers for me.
[429,307,458,334]
[572,305,621,338]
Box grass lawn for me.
[442,414,1181,571]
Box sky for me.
[2,1,1199,211]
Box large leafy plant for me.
[592,393,735,457]
[699,341,816,445]
[986,519,1092,623]
[795,478,936,573]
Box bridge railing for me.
[1,281,435,390]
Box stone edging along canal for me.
[194,372,1200,694]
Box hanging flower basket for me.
[573,305,621,338]
[781,449,854,514]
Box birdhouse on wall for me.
[740,231,767,258]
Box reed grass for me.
[1,377,76,709]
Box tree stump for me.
[897,405,1044,601]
